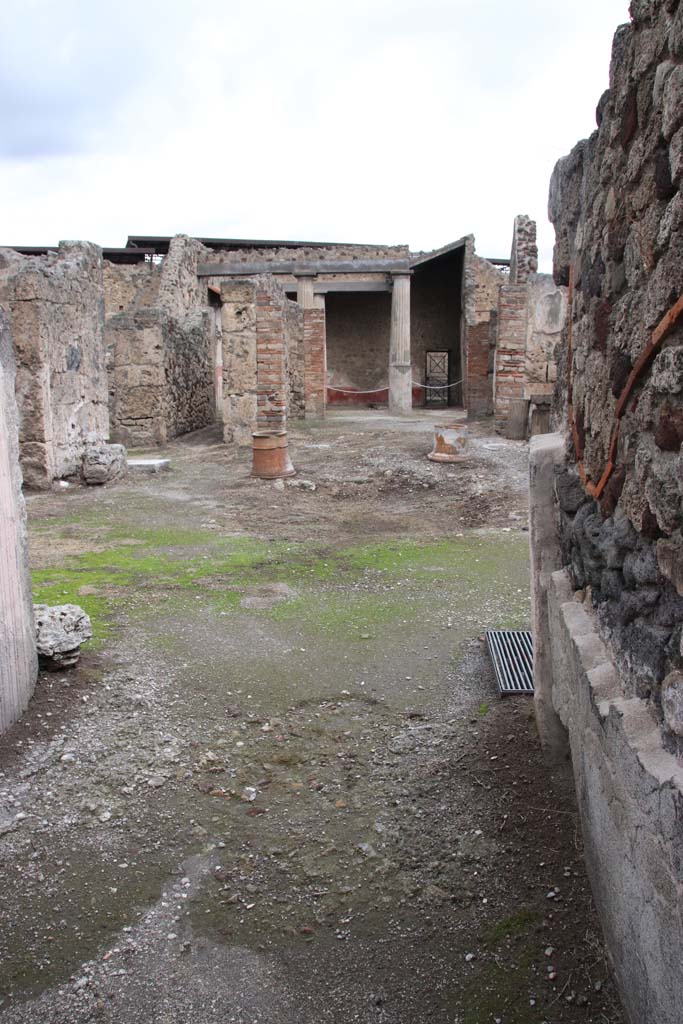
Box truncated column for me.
[389,271,412,415]
[255,283,288,432]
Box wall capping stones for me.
[547,567,683,1024]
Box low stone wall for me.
[548,566,683,1024]
[0,242,109,488]
[529,433,683,1024]
[0,309,37,734]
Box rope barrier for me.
[327,378,463,395]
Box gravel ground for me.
[0,410,624,1024]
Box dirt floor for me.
[0,410,625,1024]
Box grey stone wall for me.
[0,308,38,734]
[548,0,683,734]
[530,434,683,1024]
[0,243,109,489]
[531,5,683,1021]
[103,261,161,319]
[106,236,215,447]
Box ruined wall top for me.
[201,242,410,265]
[509,215,538,285]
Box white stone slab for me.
[127,458,171,474]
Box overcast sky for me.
[0,0,630,270]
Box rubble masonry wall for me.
[548,0,683,720]
[106,236,215,447]
[201,243,410,265]
[0,308,38,734]
[466,255,505,418]
[530,4,683,1021]
[0,243,109,489]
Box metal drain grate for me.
[485,629,534,695]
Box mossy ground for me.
[1,418,622,1023]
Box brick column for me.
[494,284,528,427]
[255,284,288,432]
[303,307,327,419]
[389,271,412,415]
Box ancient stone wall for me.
[524,274,566,399]
[103,261,161,319]
[0,243,109,488]
[202,243,410,265]
[466,255,505,418]
[509,214,538,285]
[163,310,215,438]
[106,312,167,446]
[548,0,683,720]
[531,5,683,1021]
[106,236,215,446]
[0,308,38,734]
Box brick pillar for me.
[494,284,528,427]
[389,271,412,415]
[255,285,288,432]
[303,307,327,419]
[466,318,494,419]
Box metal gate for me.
[424,351,449,407]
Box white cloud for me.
[0,0,631,269]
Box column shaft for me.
[389,272,412,415]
